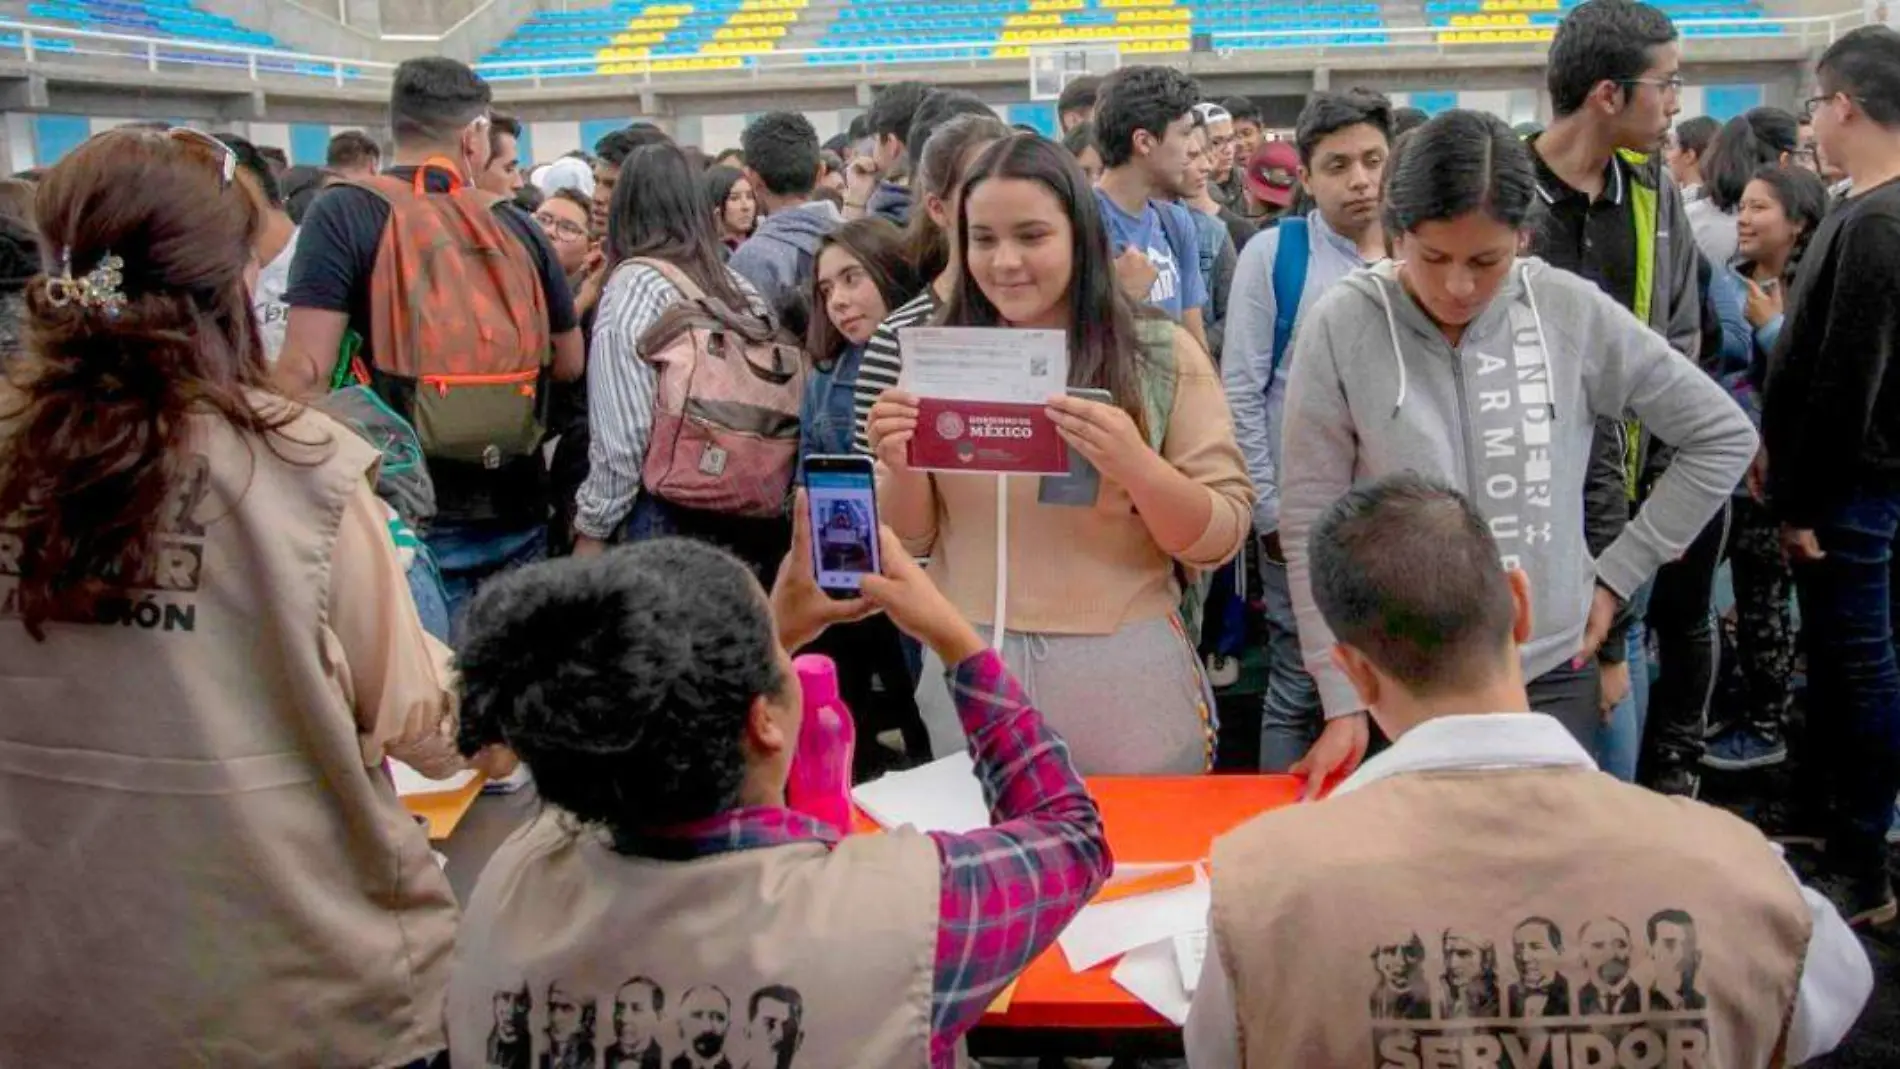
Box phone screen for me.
[806,458,882,596]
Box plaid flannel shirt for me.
[629,649,1110,1068]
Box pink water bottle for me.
[786,654,857,834]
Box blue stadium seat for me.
[26,0,282,51]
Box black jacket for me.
[1763,177,1900,527]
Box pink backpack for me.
[631,258,806,518]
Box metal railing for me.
[0,7,1868,90]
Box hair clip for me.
[45,248,127,319]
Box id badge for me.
[1038,449,1101,507]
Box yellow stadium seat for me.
[1028,0,1084,10]
[1117,8,1191,21]
[643,4,694,16]
[1006,13,1059,25]
[992,44,1031,57]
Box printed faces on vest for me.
[0,453,209,634]
[483,979,807,1069]
[1370,910,1712,1069]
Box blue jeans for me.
[623,493,790,589]
[1258,556,1322,772]
[424,519,547,641]
[1596,581,1655,783]
[405,546,452,645]
[1795,487,1900,877]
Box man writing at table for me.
[1185,473,1871,1068]
[443,503,1111,1069]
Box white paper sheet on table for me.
[1175,930,1208,995]
[850,752,991,833]
[388,760,479,798]
[1111,939,1193,1026]
[1057,871,1211,972]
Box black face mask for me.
[692,1033,724,1059]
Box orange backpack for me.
[353,159,551,471]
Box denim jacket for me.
[800,343,866,479]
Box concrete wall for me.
[382,0,492,35]
[390,0,543,63]
[182,0,540,63]
[190,0,381,57]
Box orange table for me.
[401,773,487,841]
[861,773,1303,1032]
[991,774,1301,1029]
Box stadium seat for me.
[25,0,281,49]
[467,0,1770,73]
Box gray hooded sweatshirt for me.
[1279,258,1757,720]
[728,199,843,314]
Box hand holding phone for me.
[771,487,879,652]
[804,455,883,597]
[856,528,987,666]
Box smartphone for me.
[805,455,882,598]
[1038,387,1114,507]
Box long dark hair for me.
[701,163,748,235]
[942,133,1146,429]
[1739,163,1829,284]
[905,112,1011,284]
[606,142,747,308]
[1703,107,1799,212]
[1383,109,1537,235]
[0,128,298,640]
[806,217,919,366]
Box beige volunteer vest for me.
[1210,767,1812,1069]
[449,811,941,1069]
[0,400,458,1067]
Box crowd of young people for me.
[3,4,1900,1065]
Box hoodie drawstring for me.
[1376,265,1559,421]
[1518,261,1560,420]
[1374,274,1409,417]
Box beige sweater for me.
[890,326,1253,635]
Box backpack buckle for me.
[699,446,728,476]
[482,444,502,470]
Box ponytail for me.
[1703,107,1799,212]
[902,112,1011,282]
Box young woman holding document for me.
[865,133,1254,775]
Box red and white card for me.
[899,327,1070,477]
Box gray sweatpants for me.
[928,615,1215,775]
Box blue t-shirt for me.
[1093,189,1208,323]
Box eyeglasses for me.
[1798,93,1857,124]
[1620,75,1685,97]
[534,212,589,242]
[165,127,238,189]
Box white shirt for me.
[253,226,299,365]
[1183,713,1874,1068]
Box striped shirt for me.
[850,288,943,455]
[573,261,765,540]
